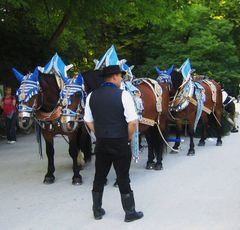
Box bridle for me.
[17,78,43,129]
[59,78,86,132]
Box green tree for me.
[138,4,240,95]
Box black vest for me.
[89,85,128,138]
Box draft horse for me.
[13,67,91,185]
[170,71,222,155]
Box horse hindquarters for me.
[203,80,223,146]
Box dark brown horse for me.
[13,68,91,185]
[170,71,222,155]
[132,78,169,170]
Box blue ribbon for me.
[194,82,206,131]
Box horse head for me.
[155,65,174,85]
[169,70,195,111]
[12,67,40,129]
[59,74,86,132]
[169,70,184,97]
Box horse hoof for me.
[72,177,83,185]
[146,162,155,170]
[187,150,195,156]
[198,141,205,146]
[43,176,55,184]
[216,141,222,146]
[154,163,163,171]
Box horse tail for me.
[77,123,92,163]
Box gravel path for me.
[0,130,240,230]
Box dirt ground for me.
[0,130,240,230]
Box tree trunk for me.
[49,0,74,48]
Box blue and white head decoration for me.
[94,45,135,80]
[13,67,39,103]
[38,53,73,84]
[119,60,134,80]
[59,74,86,106]
[178,58,192,81]
[94,45,119,70]
[155,65,174,83]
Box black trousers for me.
[93,137,132,194]
[6,112,17,141]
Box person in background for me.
[84,65,143,222]
[0,86,17,143]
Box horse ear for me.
[166,65,174,76]
[31,67,39,82]
[12,68,24,82]
[155,66,162,75]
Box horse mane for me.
[82,70,104,93]
[38,73,60,112]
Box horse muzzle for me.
[60,115,79,132]
[18,113,34,130]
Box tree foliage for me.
[0,0,239,95]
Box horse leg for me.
[215,110,223,146]
[154,126,164,171]
[187,116,195,156]
[78,124,92,163]
[198,114,208,146]
[145,128,155,170]
[187,127,195,155]
[171,119,181,153]
[42,131,55,184]
[69,133,83,185]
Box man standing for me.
[84,65,143,222]
[0,86,17,143]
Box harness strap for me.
[223,97,234,107]
[155,122,178,153]
[139,117,155,126]
[135,78,162,113]
[202,80,222,126]
[35,105,62,121]
[188,97,212,114]
[203,80,217,103]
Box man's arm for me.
[122,91,138,141]
[85,121,95,133]
[84,93,95,133]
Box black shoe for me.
[92,191,105,220]
[121,192,144,222]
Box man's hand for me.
[128,120,136,141]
